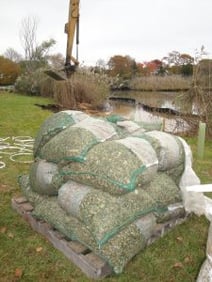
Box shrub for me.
[0,56,20,85]
[15,68,54,97]
[15,67,110,108]
[177,59,212,136]
[53,69,110,109]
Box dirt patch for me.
[34,103,102,116]
[34,104,63,113]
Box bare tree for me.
[20,16,38,61]
[19,16,56,73]
[4,48,23,63]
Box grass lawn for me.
[0,92,212,282]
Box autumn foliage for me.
[0,56,21,85]
[108,55,137,79]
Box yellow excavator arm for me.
[45,0,80,80]
[65,0,80,75]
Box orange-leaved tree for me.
[107,55,137,79]
[0,56,21,85]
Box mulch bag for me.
[32,196,147,274]
[18,110,191,275]
[18,175,45,205]
[135,213,157,240]
[142,131,185,184]
[58,181,91,218]
[58,180,157,246]
[34,110,89,157]
[144,131,185,171]
[116,120,141,134]
[39,117,118,163]
[61,136,158,195]
[142,172,182,207]
[154,202,185,223]
[106,114,162,132]
[29,160,60,195]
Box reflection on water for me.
[111,90,178,109]
[108,91,191,133]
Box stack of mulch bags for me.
[19,110,187,274]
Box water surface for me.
[108,91,191,133]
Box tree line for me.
[0,16,209,90]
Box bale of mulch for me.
[61,136,158,195]
[143,131,185,171]
[58,180,157,246]
[39,117,118,163]
[32,196,146,274]
[29,160,59,196]
[142,173,182,206]
[18,110,191,275]
[18,175,45,206]
[106,114,162,135]
[33,110,89,157]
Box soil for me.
[34,103,63,112]
[34,103,101,116]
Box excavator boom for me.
[45,0,80,80]
[65,0,80,75]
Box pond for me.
[107,90,196,134]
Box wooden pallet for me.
[11,197,188,279]
[11,197,113,280]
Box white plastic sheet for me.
[178,137,212,281]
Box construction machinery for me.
[45,0,80,80]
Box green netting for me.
[105,114,162,132]
[96,222,146,274]
[39,127,99,163]
[142,173,182,207]
[154,203,186,223]
[34,111,88,157]
[18,175,46,205]
[72,117,118,142]
[60,137,158,195]
[58,181,157,246]
[19,175,186,274]
[18,111,191,274]
[32,196,146,274]
[105,114,126,123]
[33,197,84,240]
[29,160,59,195]
[116,120,141,134]
[80,188,156,246]
[108,122,129,139]
[39,117,119,163]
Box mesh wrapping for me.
[18,111,189,274]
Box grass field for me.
[0,92,212,282]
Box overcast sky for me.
[0,0,212,65]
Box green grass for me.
[0,92,212,281]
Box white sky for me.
[0,0,212,65]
